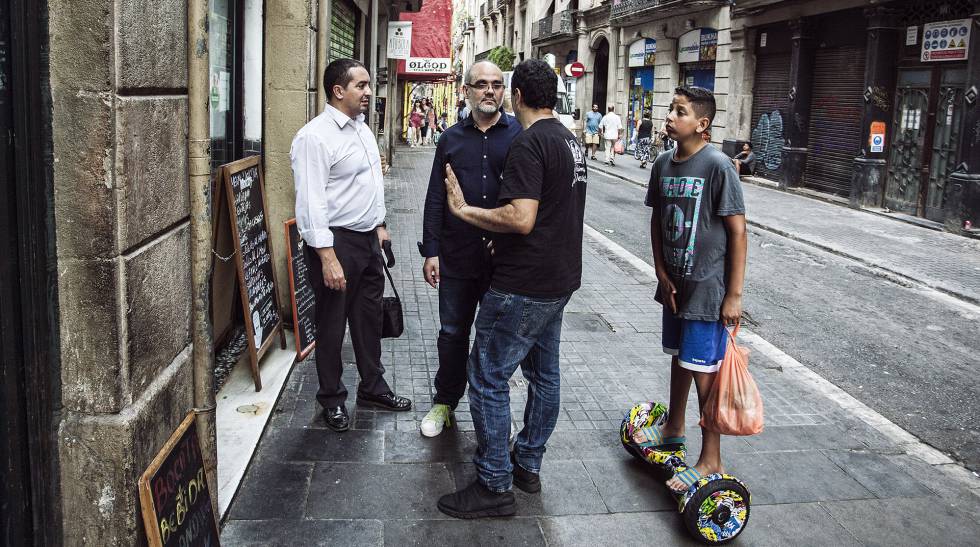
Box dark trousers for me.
[306,229,391,408]
[434,274,490,408]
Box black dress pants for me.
[306,228,391,408]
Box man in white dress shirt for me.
[291,58,412,432]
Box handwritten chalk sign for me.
[285,219,316,360]
[139,413,220,547]
[220,156,286,391]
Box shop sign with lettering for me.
[405,57,451,74]
[678,28,718,64]
[628,39,657,68]
[922,19,970,62]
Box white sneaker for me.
[420,404,453,437]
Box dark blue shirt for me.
[421,112,522,279]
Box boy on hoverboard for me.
[636,86,747,495]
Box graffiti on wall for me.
[752,110,785,171]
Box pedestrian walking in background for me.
[456,99,467,122]
[635,112,654,168]
[733,142,755,176]
[599,105,623,166]
[418,60,522,438]
[290,58,412,433]
[584,104,602,160]
[409,104,423,147]
[638,85,747,494]
[437,58,588,519]
[419,100,431,145]
[425,98,437,145]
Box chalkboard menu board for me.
[139,413,220,547]
[285,219,317,360]
[220,156,285,391]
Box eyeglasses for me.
[467,81,505,92]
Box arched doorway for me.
[592,37,609,112]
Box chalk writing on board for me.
[230,165,279,350]
[285,219,317,359]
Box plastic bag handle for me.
[727,321,740,341]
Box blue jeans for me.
[434,275,490,408]
[467,288,571,492]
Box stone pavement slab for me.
[223,147,980,545]
[586,155,980,305]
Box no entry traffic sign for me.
[565,62,585,78]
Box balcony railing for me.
[491,0,500,13]
[610,0,726,24]
[531,10,574,44]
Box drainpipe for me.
[188,0,217,513]
[317,0,331,112]
[369,0,378,131]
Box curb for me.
[587,162,980,308]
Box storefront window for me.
[209,0,264,171]
[626,39,656,148]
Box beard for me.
[469,96,499,115]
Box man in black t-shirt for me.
[436,59,588,519]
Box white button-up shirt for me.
[290,104,386,248]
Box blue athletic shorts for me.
[662,307,726,373]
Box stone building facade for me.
[2,0,414,544]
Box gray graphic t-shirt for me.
[644,145,745,321]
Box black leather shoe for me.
[437,480,516,519]
[357,391,412,412]
[511,451,541,493]
[323,406,350,432]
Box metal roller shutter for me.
[750,53,791,180]
[330,0,357,63]
[803,46,866,196]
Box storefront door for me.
[627,67,654,151]
[885,66,966,219]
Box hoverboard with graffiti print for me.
[620,402,751,545]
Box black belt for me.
[330,226,374,235]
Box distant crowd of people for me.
[407,97,449,147]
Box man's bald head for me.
[466,61,503,84]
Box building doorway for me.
[592,37,609,112]
[885,66,966,220]
[1,0,59,544]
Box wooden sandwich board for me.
[214,156,286,391]
[284,219,317,361]
[138,412,220,547]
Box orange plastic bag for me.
[699,325,764,436]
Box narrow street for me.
[586,157,980,471]
[221,146,980,546]
[584,157,980,472]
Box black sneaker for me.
[511,451,541,493]
[437,480,516,519]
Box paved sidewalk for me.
[588,155,980,305]
[222,147,980,546]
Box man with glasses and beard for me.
[418,61,522,438]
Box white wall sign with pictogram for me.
[387,22,412,60]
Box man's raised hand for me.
[444,164,468,217]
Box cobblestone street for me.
[222,147,980,546]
